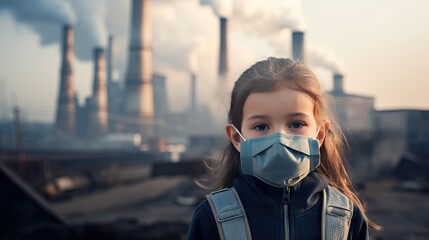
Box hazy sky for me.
[0,0,428,123]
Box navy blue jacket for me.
[187,172,369,240]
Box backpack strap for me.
[321,185,354,240]
[206,187,252,240]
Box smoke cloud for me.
[201,0,306,62]
[0,0,76,24]
[152,1,211,74]
[308,44,347,74]
[0,0,107,61]
[210,0,233,18]
[200,0,233,17]
[69,0,107,60]
[224,0,346,75]
[188,37,207,73]
[1,0,347,118]
[202,0,305,31]
[231,0,306,33]
[148,1,218,113]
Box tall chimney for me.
[292,31,305,64]
[153,73,167,137]
[87,47,108,137]
[218,17,228,81]
[124,0,154,139]
[107,34,114,130]
[107,35,113,92]
[55,25,76,136]
[333,73,344,94]
[190,73,196,115]
[187,73,197,134]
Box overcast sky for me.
[0,0,428,123]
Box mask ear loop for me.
[314,128,320,139]
[230,124,247,141]
[315,120,327,140]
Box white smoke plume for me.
[0,0,76,45]
[201,0,306,59]
[201,0,233,18]
[188,37,208,74]
[201,0,305,31]
[0,0,76,24]
[152,1,211,74]
[1,0,347,120]
[69,0,108,60]
[148,0,217,113]
[308,44,347,74]
[0,0,107,61]
[231,0,306,33]
[98,1,212,78]
[224,0,346,75]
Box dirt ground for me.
[359,179,429,240]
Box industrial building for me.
[327,73,375,180]
[0,0,424,177]
[372,109,429,175]
[55,25,76,138]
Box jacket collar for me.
[233,170,328,215]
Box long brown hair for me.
[201,57,381,230]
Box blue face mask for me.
[232,125,321,188]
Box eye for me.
[288,122,305,129]
[253,124,270,132]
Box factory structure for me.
[292,31,306,65]
[218,16,229,88]
[0,0,424,178]
[55,26,76,139]
[288,29,428,179]
[327,72,428,179]
[54,0,213,153]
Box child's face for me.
[241,86,319,140]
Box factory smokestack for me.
[87,47,108,137]
[187,72,197,134]
[107,35,113,91]
[124,0,154,139]
[333,73,344,94]
[153,74,167,137]
[218,17,228,81]
[292,31,305,64]
[107,34,114,130]
[190,73,196,115]
[55,25,76,137]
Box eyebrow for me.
[246,112,311,121]
[246,115,270,121]
[287,112,311,118]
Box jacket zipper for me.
[282,180,291,240]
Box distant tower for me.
[292,31,305,64]
[107,35,114,91]
[153,73,168,137]
[124,0,154,140]
[188,73,197,134]
[333,73,344,94]
[55,25,76,136]
[106,35,113,102]
[87,48,108,137]
[190,73,196,116]
[218,17,229,82]
[107,34,114,130]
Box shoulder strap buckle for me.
[321,185,354,240]
[206,187,252,240]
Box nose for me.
[273,126,289,135]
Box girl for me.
[187,57,380,239]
